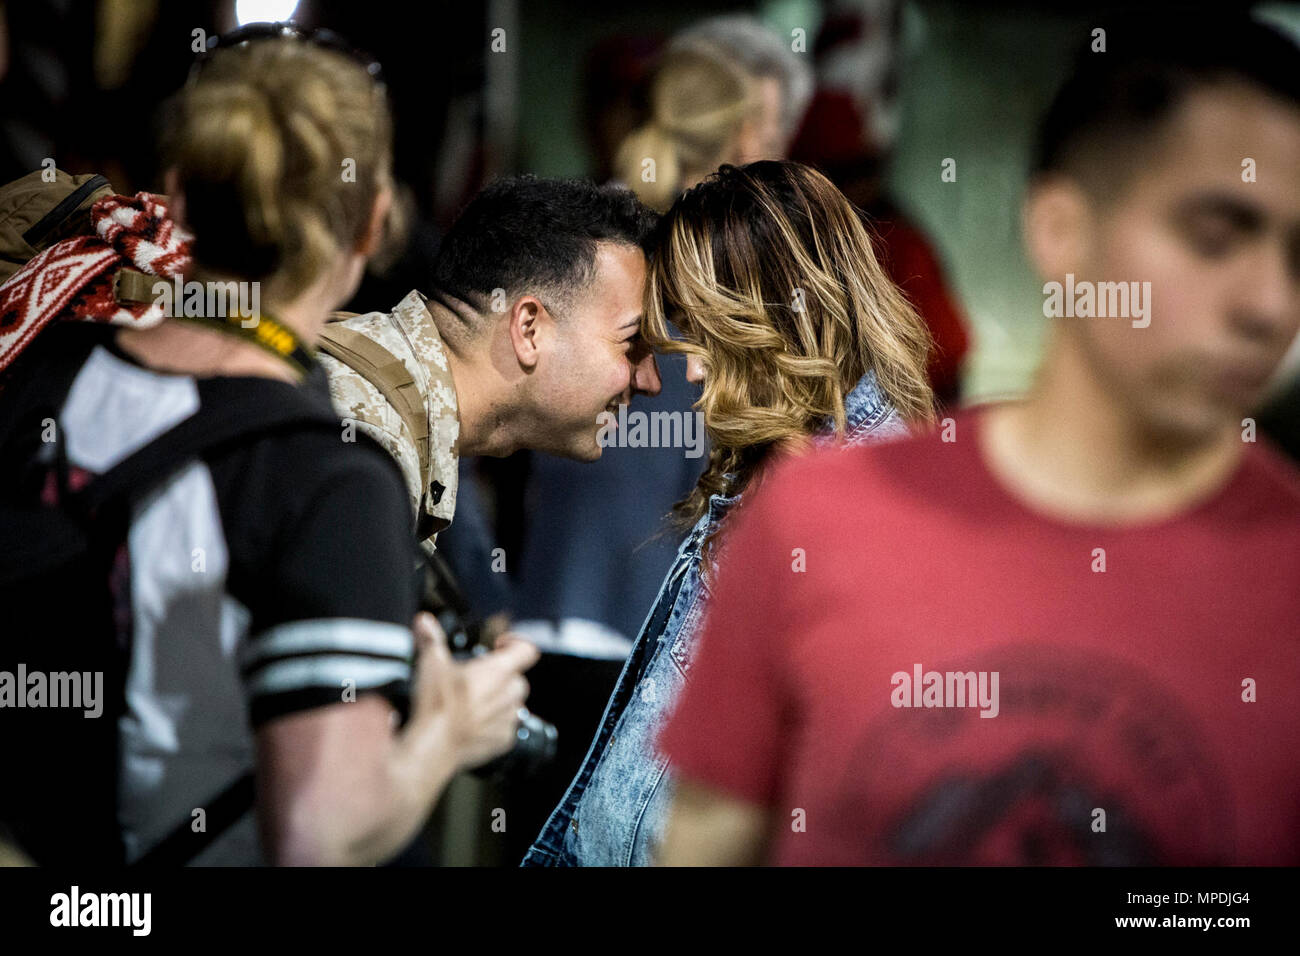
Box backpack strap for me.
[0,324,103,455]
[316,322,431,498]
[112,267,161,305]
[74,386,342,518]
[129,772,256,867]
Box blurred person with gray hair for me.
[615,14,813,212]
[669,13,814,157]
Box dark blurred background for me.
[5,0,1295,866]
[6,0,1296,400]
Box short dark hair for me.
[430,175,658,330]
[1033,14,1300,196]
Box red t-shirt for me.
[658,408,1300,865]
[874,213,970,405]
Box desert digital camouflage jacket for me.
[318,290,460,551]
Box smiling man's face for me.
[534,241,662,460]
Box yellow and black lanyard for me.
[172,310,317,378]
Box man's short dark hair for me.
[430,176,658,332]
[1033,14,1300,197]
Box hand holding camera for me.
[409,612,541,773]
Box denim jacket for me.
[521,369,910,866]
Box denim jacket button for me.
[570,817,578,834]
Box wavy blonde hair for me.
[614,45,759,213]
[160,36,396,305]
[643,161,934,556]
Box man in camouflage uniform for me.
[316,176,661,555]
[319,289,460,554]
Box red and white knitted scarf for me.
[0,191,192,371]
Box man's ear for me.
[507,295,546,371]
[162,167,188,232]
[1022,176,1092,282]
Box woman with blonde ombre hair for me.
[525,160,934,866]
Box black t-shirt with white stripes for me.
[27,329,420,863]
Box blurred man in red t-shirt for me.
[657,16,1300,866]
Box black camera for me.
[420,551,558,780]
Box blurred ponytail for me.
[614,46,756,213]
[614,123,682,213]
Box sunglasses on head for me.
[191,20,386,91]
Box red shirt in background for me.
[659,408,1300,865]
[872,211,970,406]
